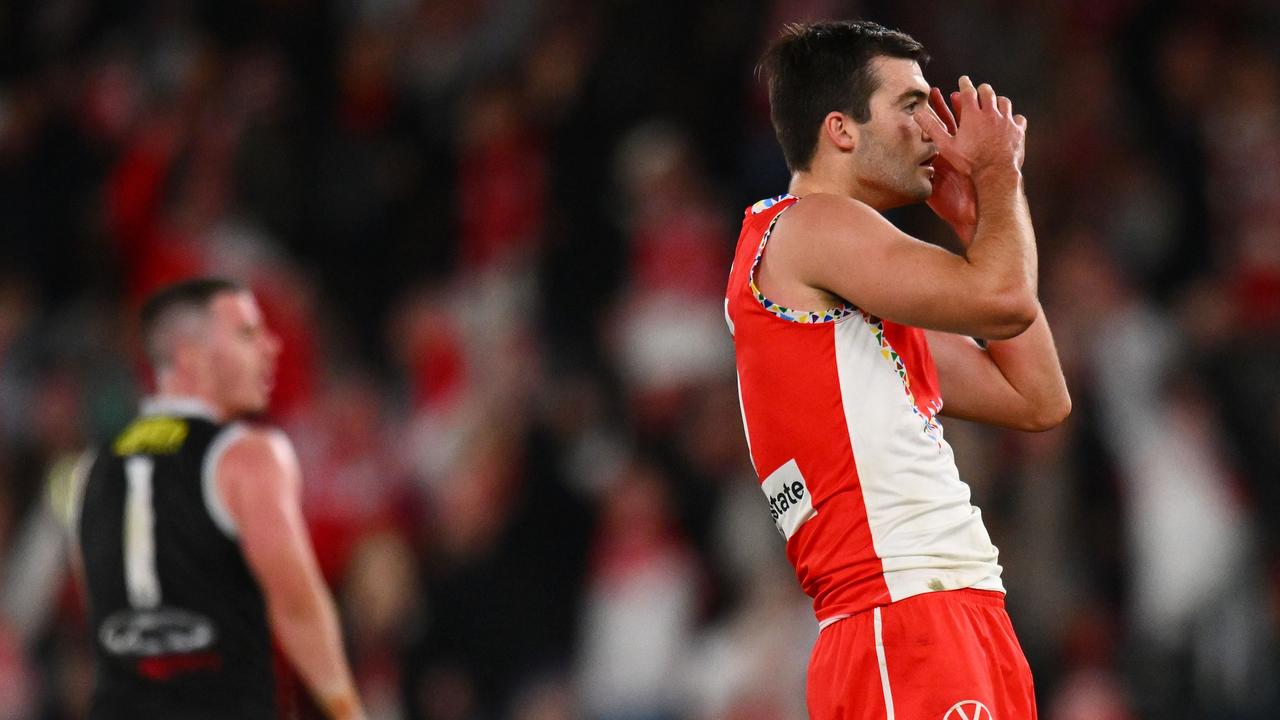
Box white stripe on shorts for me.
[874,606,896,720]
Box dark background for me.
[1,1,1278,718]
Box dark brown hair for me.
[140,277,245,366]
[758,20,928,172]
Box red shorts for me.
[807,589,1037,720]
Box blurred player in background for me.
[68,278,365,719]
[726,20,1070,719]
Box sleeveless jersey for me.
[75,397,277,719]
[724,194,1003,626]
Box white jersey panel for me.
[833,318,1004,601]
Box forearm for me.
[984,303,1070,429]
[222,433,367,720]
[966,167,1037,299]
[268,585,364,720]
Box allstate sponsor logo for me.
[760,459,815,539]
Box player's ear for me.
[821,111,859,153]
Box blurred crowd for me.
[1,0,1279,718]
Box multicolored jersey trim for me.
[748,196,858,324]
[859,312,944,443]
[750,193,795,215]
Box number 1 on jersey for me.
[124,456,162,609]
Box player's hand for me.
[914,76,1026,179]
[921,87,978,242]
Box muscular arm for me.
[927,305,1070,431]
[217,431,365,720]
[763,80,1037,340]
[769,166,1036,340]
[916,82,1067,430]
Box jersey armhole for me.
[202,423,249,540]
[748,203,858,324]
[66,449,96,537]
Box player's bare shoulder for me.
[221,425,290,463]
[217,426,302,500]
[775,192,908,263]
[764,192,921,309]
[778,192,882,237]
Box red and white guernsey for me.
[725,194,1003,627]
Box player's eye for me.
[905,102,918,113]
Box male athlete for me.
[726,21,1070,719]
[71,278,366,719]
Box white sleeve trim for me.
[67,449,97,544]
[202,423,249,539]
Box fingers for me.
[1014,114,1027,130]
[954,76,1024,122]
[977,83,996,110]
[957,75,979,113]
[913,106,952,146]
[929,87,957,134]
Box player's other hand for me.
[921,87,978,237]
[914,76,1026,179]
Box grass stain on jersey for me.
[113,418,189,455]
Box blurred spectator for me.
[344,531,420,720]
[576,461,699,720]
[402,414,593,720]
[607,121,733,431]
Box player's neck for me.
[154,373,229,422]
[788,165,891,210]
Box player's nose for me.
[918,119,933,142]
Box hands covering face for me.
[914,77,1027,240]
